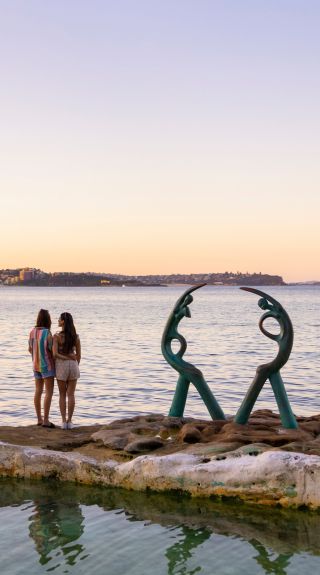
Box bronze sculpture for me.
[161,284,225,420]
[162,285,297,428]
[234,288,298,428]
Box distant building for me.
[19,268,34,282]
[4,276,19,285]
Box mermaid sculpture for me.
[161,284,225,420]
[234,287,298,428]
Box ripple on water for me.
[0,285,319,424]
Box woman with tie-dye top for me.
[28,309,55,428]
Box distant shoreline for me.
[2,268,319,287]
[2,283,320,288]
[0,268,287,287]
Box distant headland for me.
[0,267,288,287]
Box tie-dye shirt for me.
[29,328,54,373]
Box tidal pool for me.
[0,479,320,574]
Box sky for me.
[1,0,319,282]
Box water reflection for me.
[165,526,211,575]
[0,479,320,574]
[251,540,291,575]
[29,498,85,567]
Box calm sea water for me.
[1,478,320,575]
[0,285,319,425]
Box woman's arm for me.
[52,334,62,359]
[28,332,33,355]
[53,334,77,360]
[76,336,81,364]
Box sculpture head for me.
[258,297,269,311]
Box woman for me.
[53,312,81,430]
[29,309,55,427]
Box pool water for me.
[1,479,320,574]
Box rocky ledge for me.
[1,410,320,509]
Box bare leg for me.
[66,380,77,423]
[43,377,54,425]
[57,380,67,423]
[34,379,44,424]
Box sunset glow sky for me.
[1,0,319,282]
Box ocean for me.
[0,284,319,425]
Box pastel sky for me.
[1,0,319,281]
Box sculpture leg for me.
[192,375,225,420]
[169,375,190,417]
[269,372,298,429]
[234,372,266,425]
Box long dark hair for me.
[36,309,51,329]
[60,312,77,354]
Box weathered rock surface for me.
[1,410,320,509]
[125,437,165,453]
[1,441,320,509]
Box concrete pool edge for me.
[1,441,319,510]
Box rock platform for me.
[1,410,320,509]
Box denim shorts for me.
[33,369,55,380]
